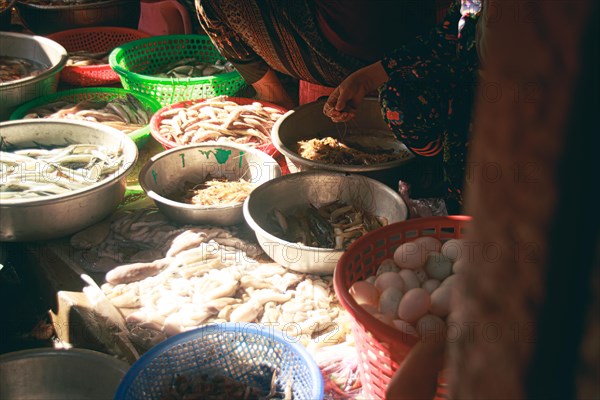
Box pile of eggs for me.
[349,236,468,338]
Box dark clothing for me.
[379,0,481,212]
[195,0,437,86]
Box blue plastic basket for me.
[114,323,324,400]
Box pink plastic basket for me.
[334,216,471,399]
[47,27,150,87]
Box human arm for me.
[323,61,389,122]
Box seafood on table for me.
[73,206,358,397]
[296,128,410,166]
[162,372,292,400]
[65,50,110,67]
[0,56,48,84]
[157,96,284,147]
[167,175,255,206]
[0,141,124,200]
[23,94,154,134]
[269,200,388,250]
[70,208,348,347]
[153,58,234,79]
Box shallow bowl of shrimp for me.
[243,170,408,275]
[272,98,416,189]
[139,142,281,226]
[0,119,138,241]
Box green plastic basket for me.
[9,87,162,148]
[108,34,247,106]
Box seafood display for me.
[0,142,124,199]
[68,206,360,397]
[153,58,234,79]
[168,176,255,206]
[66,50,110,67]
[69,208,348,348]
[296,129,409,166]
[162,372,292,400]
[23,94,153,134]
[270,200,388,250]
[0,56,48,84]
[157,96,284,147]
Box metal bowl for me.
[271,98,415,189]
[0,32,68,121]
[139,142,282,226]
[14,0,140,35]
[243,171,408,275]
[0,119,138,242]
[0,348,129,400]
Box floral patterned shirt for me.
[379,0,482,213]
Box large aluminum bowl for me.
[0,32,68,121]
[271,98,415,189]
[14,0,140,35]
[0,348,129,400]
[243,171,408,275]
[0,119,138,242]
[139,142,282,226]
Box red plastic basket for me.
[333,215,471,399]
[46,27,150,87]
[149,96,290,173]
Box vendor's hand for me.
[323,61,389,123]
[385,327,447,400]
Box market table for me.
[2,136,359,398]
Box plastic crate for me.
[46,27,150,87]
[109,34,247,106]
[333,215,471,399]
[9,87,162,148]
[114,323,324,400]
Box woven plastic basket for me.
[46,27,150,87]
[333,215,471,399]
[149,96,290,173]
[109,34,247,106]
[114,323,324,400]
[9,87,162,148]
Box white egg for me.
[374,272,406,292]
[422,278,441,294]
[441,238,466,261]
[349,281,379,307]
[397,288,431,323]
[424,252,453,281]
[374,313,395,326]
[392,319,419,338]
[430,285,452,317]
[377,258,400,275]
[413,236,442,253]
[452,256,469,274]
[366,276,376,284]
[414,268,428,284]
[393,242,426,269]
[440,274,458,288]
[415,314,446,339]
[399,269,420,291]
[378,286,404,316]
